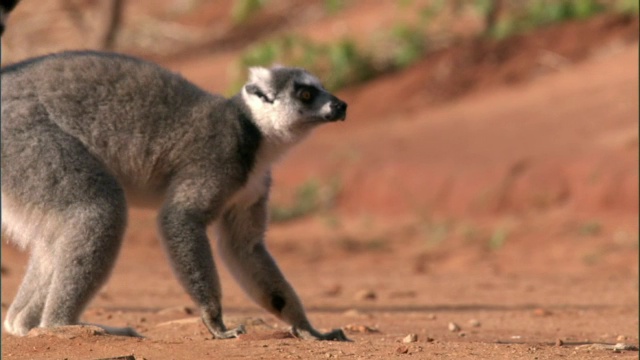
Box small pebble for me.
[395,345,409,354]
[533,308,552,316]
[448,322,461,332]
[402,334,418,343]
[555,338,564,346]
[616,335,626,342]
[427,314,437,320]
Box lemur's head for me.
[241,66,347,142]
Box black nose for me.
[329,100,347,121]
[332,100,347,113]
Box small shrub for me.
[270,178,343,223]
[390,24,427,68]
[578,221,602,236]
[616,0,640,13]
[270,180,320,223]
[488,227,509,250]
[483,0,608,39]
[231,35,377,92]
[324,0,347,14]
[232,0,267,24]
[326,39,376,90]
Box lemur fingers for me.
[209,324,246,340]
[291,326,351,342]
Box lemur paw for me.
[212,324,246,339]
[291,327,351,341]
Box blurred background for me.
[1,1,639,358]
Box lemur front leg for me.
[158,181,245,339]
[217,194,349,341]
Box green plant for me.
[390,24,427,68]
[232,0,267,24]
[270,180,320,222]
[418,0,445,24]
[421,220,451,249]
[527,0,604,25]
[324,0,347,14]
[582,250,603,265]
[457,223,482,244]
[578,221,602,236]
[475,0,609,39]
[336,235,388,252]
[270,177,343,223]
[325,39,376,89]
[488,227,509,250]
[231,35,377,93]
[616,0,640,13]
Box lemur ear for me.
[248,66,271,84]
[246,67,274,103]
[245,84,274,104]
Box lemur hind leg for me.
[3,118,129,335]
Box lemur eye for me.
[295,84,317,103]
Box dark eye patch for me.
[294,83,319,104]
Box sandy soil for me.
[1,3,639,359]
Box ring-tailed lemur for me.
[1,51,349,341]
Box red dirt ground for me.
[1,2,638,359]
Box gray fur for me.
[1,50,348,340]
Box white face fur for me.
[241,66,346,144]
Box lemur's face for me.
[242,66,347,141]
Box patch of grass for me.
[483,0,607,39]
[582,251,601,265]
[231,35,377,93]
[616,0,640,13]
[419,0,445,24]
[488,227,509,250]
[325,39,377,90]
[337,235,388,252]
[270,180,320,222]
[389,24,428,68]
[232,0,627,93]
[322,213,342,229]
[421,219,451,249]
[527,0,605,24]
[231,24,435,93]
[457,223,482,244]
[232,0,267,24]
[324,0,347,14]
[578,221,603,236]
[270,177,343,223]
